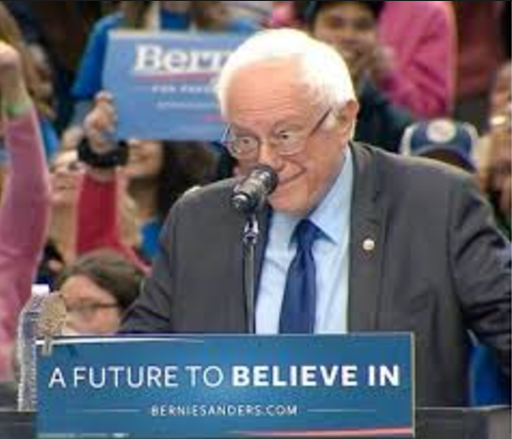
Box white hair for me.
[215,29,356,116]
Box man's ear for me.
[337,100,359,137]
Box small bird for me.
[37,292,67,356]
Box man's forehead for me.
[225,92,318,130]
[225,61,311,107]
[228,58,302,89]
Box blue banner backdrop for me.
[37,334,414,438]
[103,31,248,141]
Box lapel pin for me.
[362,238,375,252]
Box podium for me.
[6,334,509,438]
[0,407,510,439]
[416,407,511,439]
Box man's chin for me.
[269,192,308,216]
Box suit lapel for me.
[348,143,387,331]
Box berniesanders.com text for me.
[150,403,298,418]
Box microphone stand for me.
[242,214,259,334]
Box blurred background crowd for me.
[0,0,510,408]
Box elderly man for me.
[121,29,510,407]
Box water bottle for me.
[17,284,50,411]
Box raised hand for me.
[0,41,30,109]
[83,91,118,155]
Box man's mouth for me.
[275,169,305,191]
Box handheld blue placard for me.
[103,31,248,142]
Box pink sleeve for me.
[0,109,51,380]
[77,172,148,273]
[378,2,456,118]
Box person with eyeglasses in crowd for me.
[37,148,146,288]
[55,250,144,336]
[37,149,84,286]
[120,29,510,407]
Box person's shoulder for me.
[357,144,488,225]
[358,80,387,108]
[381,145,473,184]
[173,178,237,214]
[356,143,476,196]
[359,80,414,123]
[161,178,244,239]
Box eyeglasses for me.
[221,107,332,160]
[66,302,120,321]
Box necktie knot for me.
[294,219,321,251]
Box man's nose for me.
[257,141,284,171]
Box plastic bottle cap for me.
[31,284,50,295]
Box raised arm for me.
[0,42,51,380]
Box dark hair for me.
[120,1,231,30]
[297,1,385,27]
[502,1,511,59]
[55,250,144,312]
[120,1,151,27]
[214,146,237,180]
[155,142,218,221]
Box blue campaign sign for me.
[103,31,248,141]
[37,334,414,438]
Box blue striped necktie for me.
[279,219,321,333]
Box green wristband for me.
[2,99,33,119]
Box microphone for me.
[37,292,67,356]
[231,164,278,214]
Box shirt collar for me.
[270,146,354,247]
[309,146,354,245]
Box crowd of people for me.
[0,1,510,409]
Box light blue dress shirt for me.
[256,148,354,334]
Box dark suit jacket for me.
[122,142,511,407]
